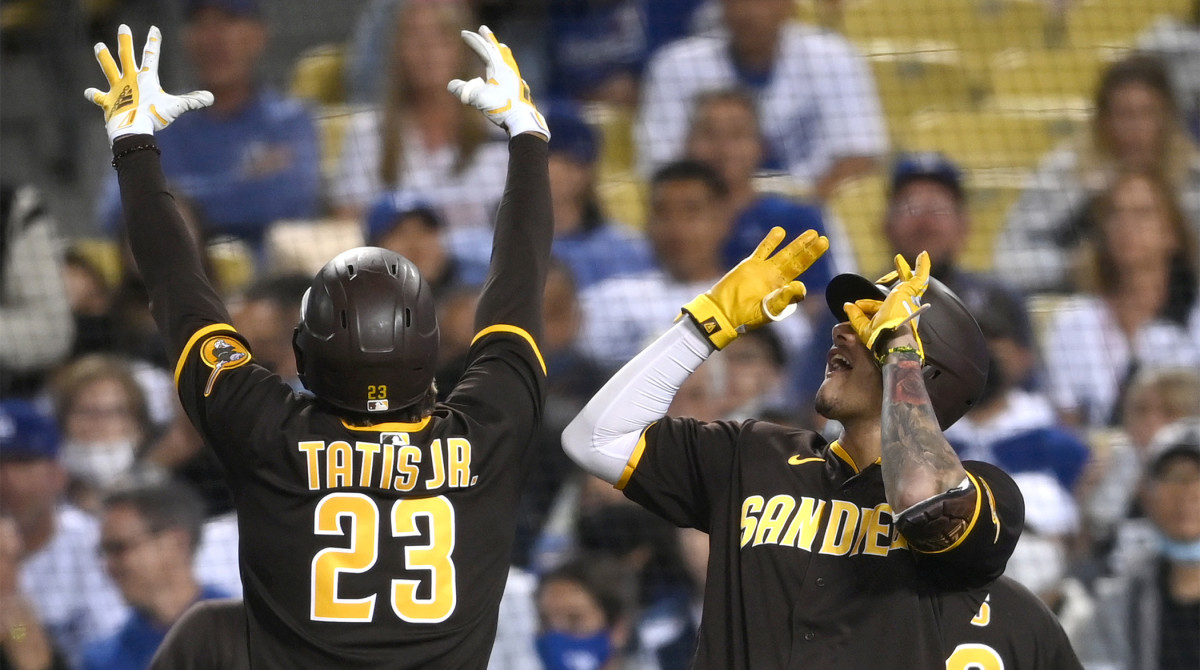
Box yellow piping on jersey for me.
[616,422,656,490]
[340,417,432,432]
[828,441,881,474]
[916,471,984,555]
[471,325,547,375]
[174,323,239,386]
[980,477,1001,543]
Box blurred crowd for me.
[1,0,1199,669]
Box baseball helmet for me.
[825,273,988,430]
[293,247,439,414]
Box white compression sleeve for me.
[562,319,715,484]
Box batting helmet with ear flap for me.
[293,247,439,414]
[825,273,988,430]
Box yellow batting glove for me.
[84,25,213,145]
[683,227,829,350]
[448,25,549,139]
[843,251,931,360]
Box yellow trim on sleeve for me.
[471,325,547,375]
[917,471,984,555]
[980,477,1001,543]
[340,417,432,432]
[174,323,239,387]
[615,422,657,491]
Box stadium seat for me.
[843,0,1049,55]
[825,173,891,275]
[1065,0,1192,48]
[70,238,123,289]
[265,218,365,276]
[960,186,1022,272]
[900,110,1079,179]
[289,44,347,106]
[206,237,257,295]
[313,105,353,185]
[869,55,977,131]
[987,47,1109,113]
[596,172,648,230]
[583,103,636,180]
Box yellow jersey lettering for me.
[819,500,860,556]
[298,441,325,491]
[426,439,446,489]
[378,441,396,489]
[852,505,879,555]
[740,496,764,548]
[862,504,894,557]
[753,495,796,546]
[971,594,991,626]
[781,497,826,551]
[355,442,380,488]
[447,438,472,488]
[395,445,421,492]
[327,441,354,488]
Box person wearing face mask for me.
[1094,418,1200,670]
[50,355,160,512]
[535,557,647,670]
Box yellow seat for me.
[205,237,257,295]
[70,238,124,289]
[596,172,648,230]
[583,103,637,180]
[960,186,1022,272]
[869,55,977,132]
[901,110,1078,179]
[988,48,1107,112]
[289,44,347,106]
[313,106,353,185]
[844,0,1048,54]
[265,218,365,276]
[1065,0,1191,48]
[826,173,891,275]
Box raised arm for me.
[448,26,551,340]
[85,25,221,359]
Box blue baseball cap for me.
[0,399,59,461]
[545,103,598,166]
[890,152,963,202]
[364,192,441,245]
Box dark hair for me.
[537,557,637,628]
[52,354,154,439]
[651,160,730,200]
[1095,54,1177,118]
[103,478,206,555]
[244,273,312,312]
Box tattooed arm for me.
[879,326,976,552]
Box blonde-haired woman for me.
[332,0,509,237]
[997,54,1200,293]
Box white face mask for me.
[60,439,137,488]
[1004,533,1067,598]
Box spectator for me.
[545,104,653,290]
[365,194,480,291]
[97,0,321,247]
[1138,1,1200,142]
[535,557,644,670]
[62,248,118,357]
[0,399,127,667]
[50,355,161,513]
[332,0,511,234]
[1042,170,1200,428]
[683,88,834,290]
[1083,367,1200,546]
[0,516,69,670]
[81,479,229,670]
[1093,419,1200,670]
[0,183,75,396]
[997,54,1200,293]
[230,273,310,391]
[636,0,887,198]
[636,527,706,670]
[545,0,648,105]
[579,160,811,370]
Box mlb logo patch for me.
[367,399,389,412]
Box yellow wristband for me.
[681,294,739,350]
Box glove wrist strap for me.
[681,294,738,350]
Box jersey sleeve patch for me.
[471,324,547,375]
[174,324,252,396]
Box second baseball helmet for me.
[825,273,988,430]
[293,247,439,414]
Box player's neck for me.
[836,417,882,470]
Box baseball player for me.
[86,23,551,668]
[564,233,1079,668]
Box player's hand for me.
[683,227,829,350]
[844,251,931,361]
[84,24,213,145]
[447,25,549,140]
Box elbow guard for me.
[894,478,977,553]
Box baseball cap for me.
[0,399,60,461]
[890,152,964,202]
[1146,418,1200,478]
[825,273,989,430]
[1011,471,1080,536]
[545,103,598,166]
[185,0,261,18]
[364,192,441,245]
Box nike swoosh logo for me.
[787,456,825,466]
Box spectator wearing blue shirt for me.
[98,0,320,247]
[545,104,654,290]
[546,0,648,105]
[684,89,834,293]
[81,480,228,670]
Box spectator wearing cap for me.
[1094,419,1200,670]
[364,194,479,291]
[544,104,653,290]
[96,0,321,247]
[544,0,647,106]
[0,400,127,667]
[80,479,230,670]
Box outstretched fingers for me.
[751,227,786,261]
[140,26,161,74]
[117,24,138,79]
[94,42,120,86]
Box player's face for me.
[538,579,607,636]
[886,181,966,267]
[814,323,884,424]
[1145,456,1200,543]
[686,98,763,190]
[99,506,181,607]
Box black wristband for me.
[111,143,161,169]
